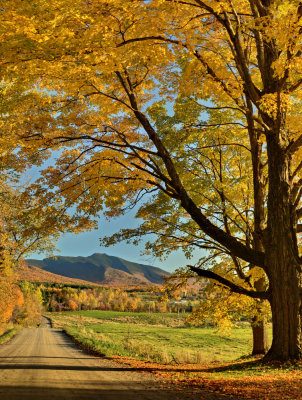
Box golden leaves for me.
[1,0,302,274]
[258,92,291,119]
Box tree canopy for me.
[1,0,302,360]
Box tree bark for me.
[251,280,269,355]
[252,314,269,355]
[265,133,302,360]
[267,273,302,360]
[245,94,269,355]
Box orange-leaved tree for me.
[100,110,270,354]
[1,0,302,360]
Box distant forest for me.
[40,284,200,314]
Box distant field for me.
[48,310,270,364]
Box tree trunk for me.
[251,277,269,355]
[246,100,269,355]
[265,133,302,360]
[252,310,269,355]
[267,270,302,360]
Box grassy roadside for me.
[48,311,302,400]
[0,326,21,345]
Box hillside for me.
[18,264,100,287]
[25,253,170,286]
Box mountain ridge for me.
[25,253,170,286]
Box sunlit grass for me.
[48,310,270,364]
[0,326,20,345]
[47,311,302,400]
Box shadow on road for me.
[0,385,189,400]
[0,364,143,371]
[0,356,93,360]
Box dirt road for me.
[0,318,238,400]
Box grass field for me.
[47,311,302,400]
[0,327,20,345]
[47,310,268,364]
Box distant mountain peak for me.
[25,253,170,286]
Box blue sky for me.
[24,101,205,273]
[29,208,202,273]
[25,154,205,272]
[26,163,203,273]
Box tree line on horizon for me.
[41,285,197,314]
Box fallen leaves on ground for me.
[109,355,302,400]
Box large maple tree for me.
[1,0,302,360]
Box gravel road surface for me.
[0,318,239,400]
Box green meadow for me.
[48,310,271,364]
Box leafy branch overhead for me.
[1,0,302,360]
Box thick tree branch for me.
[193,0,261,104]
[288,78,302,92]
[292,179,302,203]
[297,208,302,220]
[114,71,266,270]
[287,134,302,156]
[189,266,269,299]
[251,0,268,17]
[117,35,245,107]
[291,160,302,180]
[115,70,267,270]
